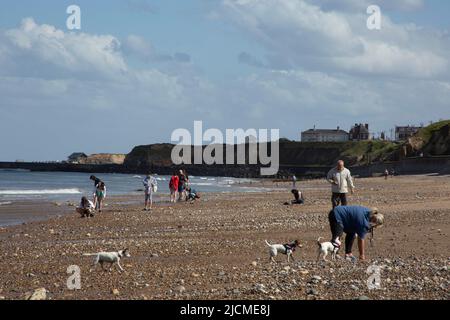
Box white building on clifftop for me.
[301,126,349,142]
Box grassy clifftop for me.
[123,121,449,169]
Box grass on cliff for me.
[416,120,450,142]
[340,140,399,162]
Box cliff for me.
[79,153,126,165]
[388,120,450,160]
[123,140,398,170]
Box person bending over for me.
[186,187,200,203]
[291,189,304,204]
[328,206,384,261]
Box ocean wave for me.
[0,188,82,195]
[0,201,12,206]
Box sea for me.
[0,169,272,203]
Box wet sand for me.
[0,175,449,300]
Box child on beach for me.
[95,182,106,212]
[90,175,103,208]
[76,196,95,218]
[186,187,200,203]
[169,172,179,203]
[143,174,157,211]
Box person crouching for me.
[76,196,95,218]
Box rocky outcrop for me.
[124,144,174,169]
[79,153,126,165]
[387,121,450,160]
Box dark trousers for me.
[331,192,347,208]
[328,210,356,254]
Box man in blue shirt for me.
[328,206,384,261]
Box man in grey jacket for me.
[327,160,355,208]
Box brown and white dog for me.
[316,237,339,262]
[265,240,300,263]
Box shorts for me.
[145,190,153,202]
[178,184,185,193]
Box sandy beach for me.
[0,175,449,300]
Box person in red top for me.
[169,172,179,203]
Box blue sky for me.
[0,0,449,161]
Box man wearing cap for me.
[328,206,384,261]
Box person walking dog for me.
[328,206,384,261]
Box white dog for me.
[316,237,339,262]
[84,248,130,272]
[265,240,300,263]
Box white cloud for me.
[0,11,449,160]
[221,0,450,79]
[305,0,424,12]
[1,18,127,79]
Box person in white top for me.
[326,160,355,208]
[143,174,157,211]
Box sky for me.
[0,0,449,161]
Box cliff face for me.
[123,140,397,169]
[421,124,450,156]
[388,121,450,160]
[79,153,126,165]
[124,144,174,169]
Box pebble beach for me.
[0,175,448,300]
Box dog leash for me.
[369,227,374,247]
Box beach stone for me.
[28,288,47,300]
[300,270,309,275]
[255,284,267,294]
[251,261,258,267]
[112,289,120,295]
[307,288,318,296]
[151,253,159,258]
[350,285,359,291]
[175,286,186,294]
[357,295,370,300]
[191,272,200,278]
